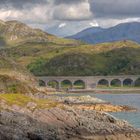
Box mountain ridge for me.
[68,22,140,44]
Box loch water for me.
[94,93,140,129]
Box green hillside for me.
[0,20,140,76]
[27,41,140,76]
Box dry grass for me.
[0,94,59,109]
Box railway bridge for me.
[38,75,140,90]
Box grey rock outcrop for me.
[0,105,139,140]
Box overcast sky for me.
[0,0,140,36]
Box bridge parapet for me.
[38,75,140,90]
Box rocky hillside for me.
[0,93,139,140]
[0,20,80,47]
[68,22,140,44]
[0,56,40,94]
[0,20,49,46]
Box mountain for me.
[0,19,81,49]
[68,22,140,44]
[0,20,140,76]
[0,20,51,47]
[68,27,104,40]
[46,22,98,37]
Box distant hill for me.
[67,27,104,40]
[68,22,140,44]
[0,20,81,48]
[27,40,140,76]
[0,20,140,76]
[0,20,50,47]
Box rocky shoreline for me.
[67,88,140,94]
[0,93,139,140]
[0,106,140,140]
[35,94,137,112]
[71,103,137,112]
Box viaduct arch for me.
[38,75,140,90]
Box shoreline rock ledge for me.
[0,94,139,140]
[0,107,140,140]
[38,94,137,112]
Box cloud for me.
[0,0,92,24]
[1,0,140,24]
[53,1,92,21]
[53,0,86,5]
[0,0,54,24]
[89,21,99,27]
[58,23,66,28]
[0,0,140,36]
[46,20,98,37]
[90,0,140,19]
[0,0,47,9]
[96,18,140,28]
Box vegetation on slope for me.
[0,20,140,76]
[27,41,140,76]
[0,56,39,93]
[0,74,37,94]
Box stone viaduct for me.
[38,75,140,90]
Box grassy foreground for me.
[0,94,59,109]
